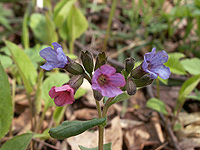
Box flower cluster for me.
[39,43,171,106]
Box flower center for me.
[97,74,108,86]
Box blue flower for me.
[39,42,68,70]
[142,47,171,79]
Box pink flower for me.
[49,85,75,106]
[92,65,126,98]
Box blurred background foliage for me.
[1,0,200,149]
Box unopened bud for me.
[126,77,137,95]
[125,57,135,74]
[93,90,103,101]
[80,50,94,74]
[131,63,146,79]
[94,52,107,70]
[133,74,154,87]
[65,75,83,92]
[64,57,85,75]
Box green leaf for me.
[109,93,130,106]
[0,62,13,139]
[29,13,58,44]
[45,13,58,45]
[74,88,87,99]
[49,117,106,139]
[5,40,37,93]
[53,0,77,28]
[79,143,112,150]
[29,13,46,43]
[0,55,12,68]
[24,44,47,68]
[60,5,88,41]
[1,133,33,150]
[22,9,30,49]
[180,58,200,75]
[68,5,88,41]
[146,98,168,115]
[177,75,200,109]
[41,73,70,108]
[165,52,186,75]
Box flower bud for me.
[93,90,103,101]
[80,50,94,74]
[126,77,137,95]
[65,75,83,92]
[125,57,135,74]
[133,74,154,87]
[94,52,107,70]
[131,63,146,79]
[64,57,85,75]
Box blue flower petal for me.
[55,63,67,68]
[150,65,171,79]
[149,50,168,66]
[39,47,58,63]
[144,47,156,62]
[52,42,62,50]
[56,47,68,64]
[40,62,56,70]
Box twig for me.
[155,141,168,150]
[32,138,60,150]
[146,85,181,150]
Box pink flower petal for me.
[92,68,101,84]
[100,65,116,76]
[54,92,74,106]
[49,86,59,98]
[101,84,123,97]
[109,73,126,87]
[54,85,72,92]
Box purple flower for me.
[92,65,126,98]
[142,47,171,79]
[39,42,68,70]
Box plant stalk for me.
[102,0,117,52]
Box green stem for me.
[35,106,48,133]
[69,40,74,54]
[96,100,102,118]
[98,97,114,150]
[102,0,117,52]
[27,93,34,131]
[156,78,160,98]
[9,78,16,137]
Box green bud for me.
[65,75,83,92]
[126,77,137,95]
[93,90,103,101]
[80,50,94,74]
[131,64,146,79]
[64,57,85,75]
[94,52,107,70]
[133,75,154,87]
[125,57,135,74]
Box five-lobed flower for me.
[39,42,68,70]
[91,65,126,98]
[142,47,171,79]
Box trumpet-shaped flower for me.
[39,42,68,70]
[142,47,171,79]
[49,85,75,106]
[92,65,126,98]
